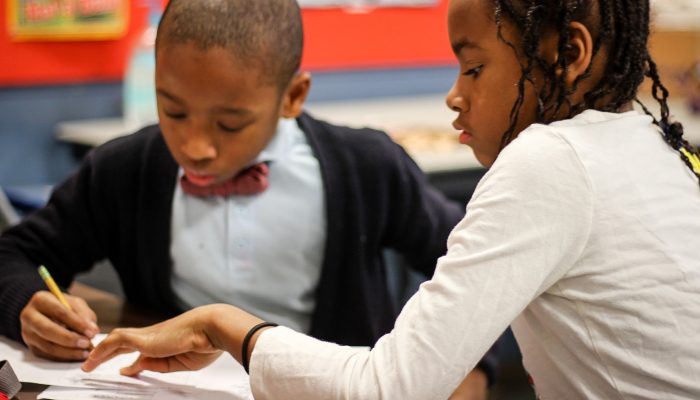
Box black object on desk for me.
[0,360,21,399]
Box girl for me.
[82,0,700,398]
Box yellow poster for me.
[8,0,128,41]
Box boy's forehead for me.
[157,42,258,70]
[156,43,276,91]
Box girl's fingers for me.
[120,356,172,376]
[82,329,144,371]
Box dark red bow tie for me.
[180,163,270,197]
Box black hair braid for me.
[644,55,700,180]
[493,1,528,147]
[491,0,700,184]
[579,0,613,110]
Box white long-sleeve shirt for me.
[250,110,700,399]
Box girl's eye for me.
[164,112,186,120]
[463,65,483,77]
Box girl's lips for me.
[184,170,217,187]
[459,131,474,145]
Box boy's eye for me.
[463,65,483,77]
[164,111,186,120]
[218,122,244,133]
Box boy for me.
[0,0,495,393]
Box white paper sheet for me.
[0,335,253,400]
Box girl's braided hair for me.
[491,0,700,182]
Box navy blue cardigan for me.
[0,113,498,380]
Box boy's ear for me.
[281,72,311,119]
[558,21,594,86]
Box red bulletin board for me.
[301,1,454,70]
[0,0,455,87]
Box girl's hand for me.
[81,306,222,375]
[20,291,99,361]
[81,304,264,375]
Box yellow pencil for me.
[38,265,72,311]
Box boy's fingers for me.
[23,330,90,361]
[21,306,93,350]
[67,296,100,337]
[33,292,96,338]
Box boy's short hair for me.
[156,0,303,89]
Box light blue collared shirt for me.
[170,118,326,333]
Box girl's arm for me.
[85,128,594,399]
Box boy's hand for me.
[81,307,224,375]
[20,291,99,361]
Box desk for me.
[16,283,166,400]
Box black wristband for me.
[241,322,278,374]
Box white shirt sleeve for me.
[249,127,595,400]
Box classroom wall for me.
[0,0,456,186]
[0,0,149,186]
[0,66,458,186]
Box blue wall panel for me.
[0,82,123,185]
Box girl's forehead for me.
[448,0,491,16]
[448,0,499,45]
[448,0,496,31]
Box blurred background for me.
[1,1,700,398]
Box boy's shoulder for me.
[298,113,423,182]
[92,124,166,160]
[83,124,175,179]
[299,112,401,156]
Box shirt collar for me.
[254,117,302,165]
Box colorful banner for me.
[7,0,128,41]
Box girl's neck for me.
[618,102,633,112]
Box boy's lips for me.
[184,170,217,187]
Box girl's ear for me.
[281,72,311,119]
[559,21,594,86]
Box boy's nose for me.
[181,137,217,162]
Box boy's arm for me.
[0,152,110,342]
[379,137,465,277]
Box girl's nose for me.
[445,83,468,113]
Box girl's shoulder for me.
[503,109,656,167]
[480,122,592,200]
